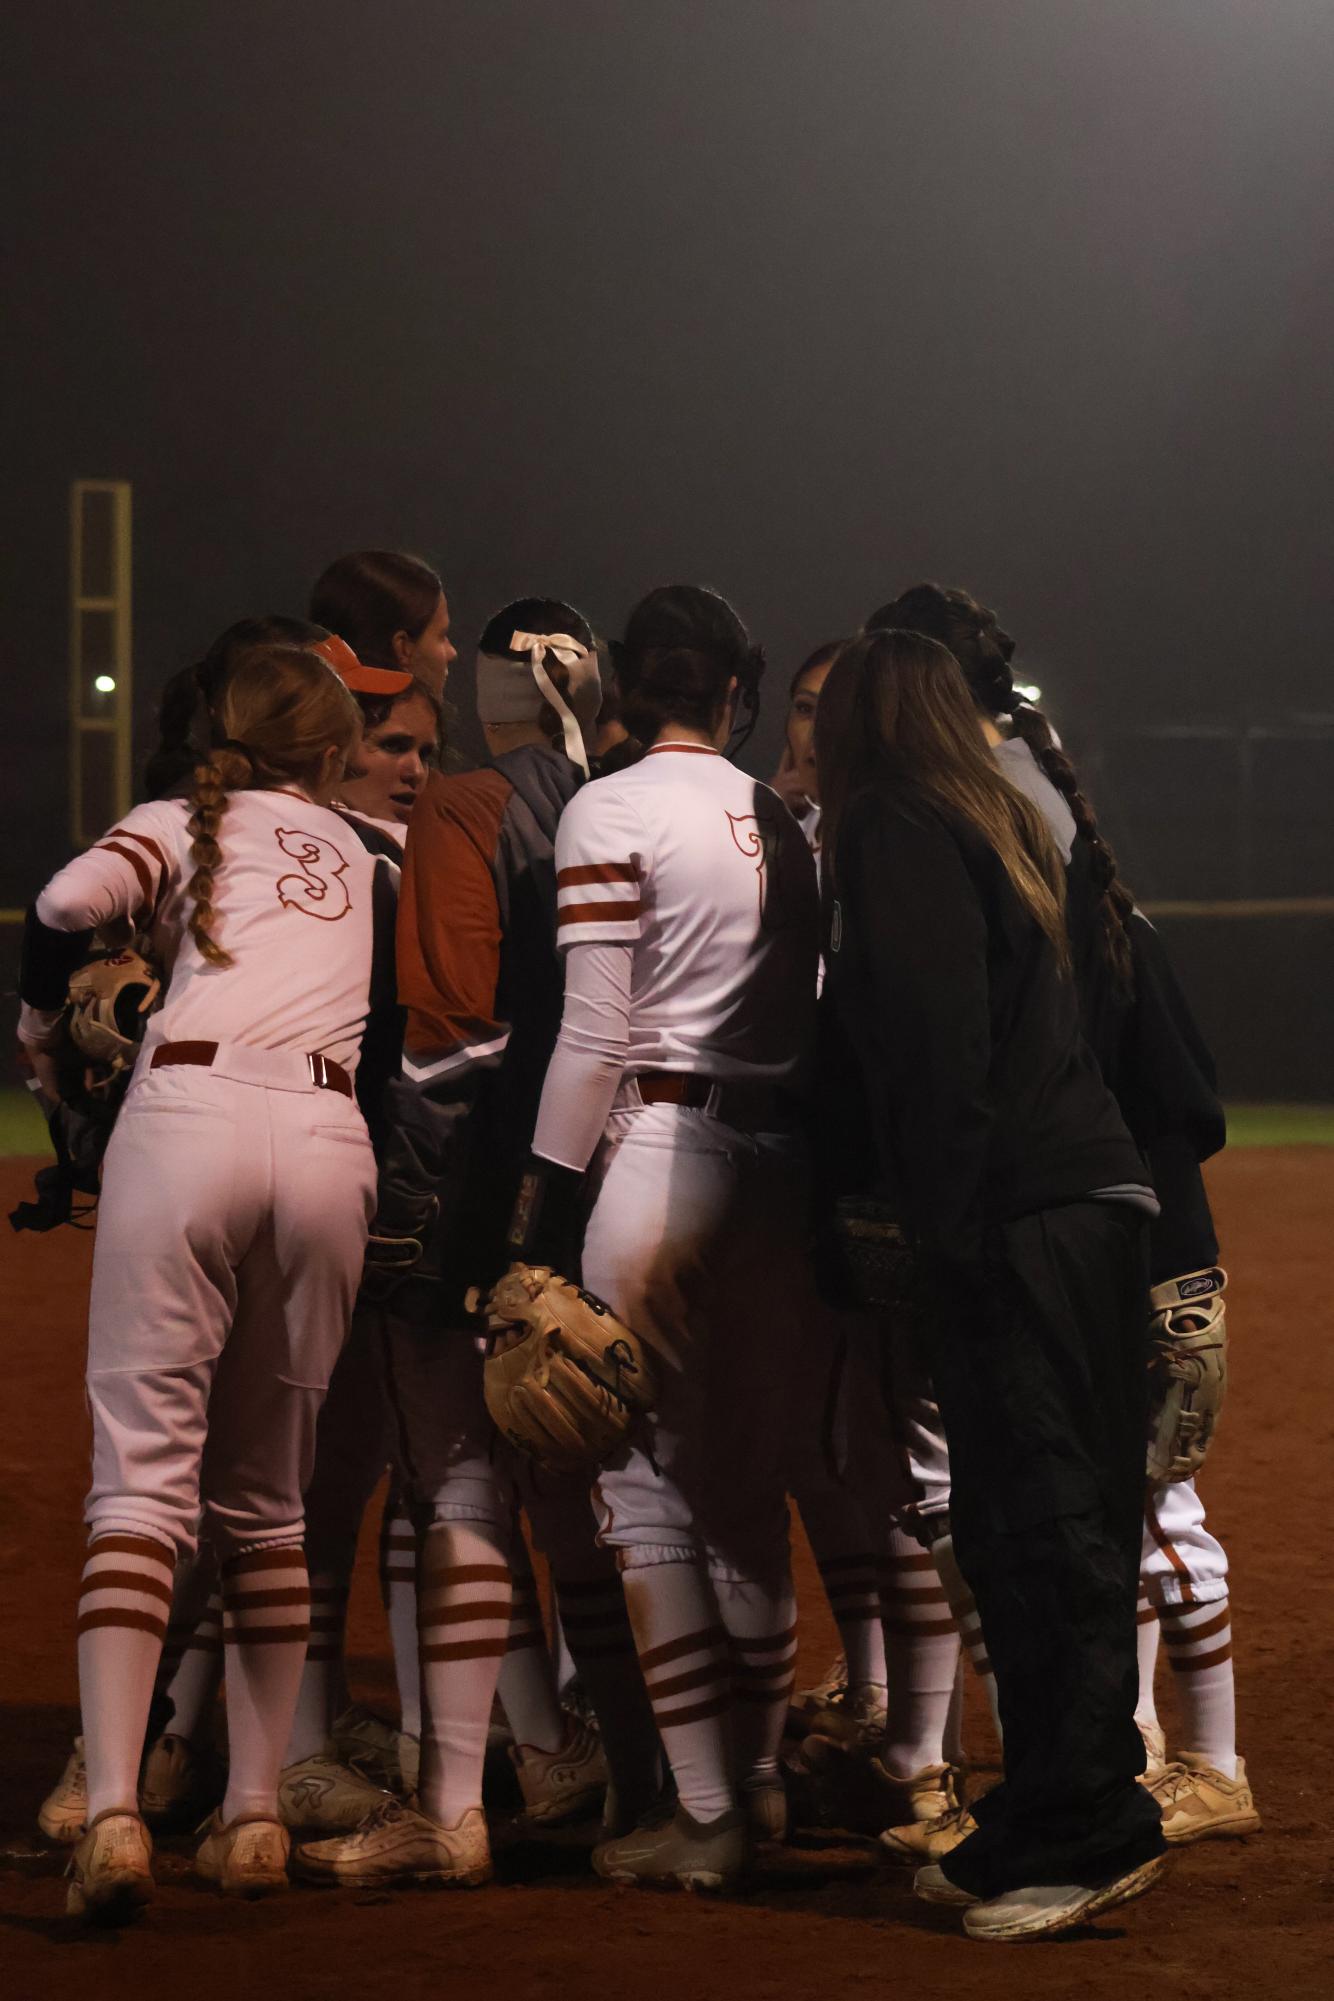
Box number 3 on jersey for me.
[275,828,352,921]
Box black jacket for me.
[819,781,1145,1252]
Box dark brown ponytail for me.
[867,580,1135,992]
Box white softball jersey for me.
[35,789,379,1072]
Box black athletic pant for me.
[926,1200,1166,1897]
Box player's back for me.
[555,742,818,1086]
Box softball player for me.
[296,600,633,1893]
[869,582,1258,1849]
[19,645,387,1921]
[513,584,819,1891]
[310,548,457,700]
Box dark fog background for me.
[5,2,1332,1086]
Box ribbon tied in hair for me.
[475,629,602,776]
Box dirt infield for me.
[2,1149,1330,2000]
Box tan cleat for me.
[795,1733,959,1836]
[195,1811,290,1897]
[787,1653,848,1736]
[278,1753,395,1832]
[880,1798,979,1864]
[797,1681,889,1750]
[510,1718,608,1826]
[140,1733,225,1828]
[293,1799,493,1888]
[39,1736,87,1846]
[1149,1754,1262,1843]
[65,1809,154,1924]
[593,1801,752,1892]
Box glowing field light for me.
[93,674,117,693]
[1014,682,1042,703]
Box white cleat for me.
[293,1798,493,1888]
[39,1736,87,1846]
[277,1753,395,1832]
[961,1853,1168,1940]
[510,1718,608,1826]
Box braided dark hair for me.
[866,582,1135,990]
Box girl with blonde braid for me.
[18,646,391,1922]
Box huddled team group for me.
[16,550,1258,1942]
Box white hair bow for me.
[509,630,597,776]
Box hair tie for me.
[217,736,253,762]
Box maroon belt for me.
[150,1040,353,1099]
[636,1071,713,1109]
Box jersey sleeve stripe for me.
[557,899,643,928]
[110,829,168,871]
[557,861,640,888]
[96,840,157,912]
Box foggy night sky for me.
[4,0,1332,896]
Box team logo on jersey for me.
[275,828,351,921]
[727,810,797,930]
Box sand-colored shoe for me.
[913,1860,981,1907]
[593,1801,751,1891]
[1149,1754,1262,1843]
[797,1681,889,1749]
[278,1753,395,1832]
[510,1718,608,1826]
[39,1736,87,1845]
[65,1809,154,1924]
[880,1798,979,1864]
[293,1799,493,1888]
[962,1853,1168,1940]
[795,1732,959,1835]
[195,1811,290,1897]
[787,1653,847,1735]
[140,1732,225,1828]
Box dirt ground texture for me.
[2,1150,1330,2001]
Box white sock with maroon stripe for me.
[417,1524,512,1826]
[712,1568,799,1795]
[1135,1592,1161,1731]
[379,1498,422,1740]
[878,1529,962,1777]
[150,1547,220,1740]
[496,1545,565,1755]
[929,1532,1001,1739]
[221,1546,311,1821]
[554,1574,660,1819]
[284,1572,350,1763]
[156,1590,224,1745]
[1160,1598,1237,1777]
[78,1532,176,1820]
[622,1560,734,1823]
[814,1551,888,1692]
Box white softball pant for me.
[85,1047,376,1560]
[582,1100,807,1580]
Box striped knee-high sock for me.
[554,1574,660,1819]
[496,1544,565,1755]
[814,1552,888,1692]
[155,1590,224,1748]
[149,1546,219,1741]
[929,1532,1000,1740]
[416,1524,512,1826]
[716,1575,799,1794]
[622,1560,733,1823]
[221,1546,310,1821]
[78,1533,176,1821]
[878,1529,961,1778]
[284,1572,350,1764]
[1160,1598,1237,1777]
[379,1498,422,1740]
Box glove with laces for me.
[1145,1266,1228,1484]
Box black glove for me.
[360,1186,441,1303]
[506,1155,587,1277]
[9,1095,114,1234]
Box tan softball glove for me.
[66,948,161,1089]
[1145,1266,1228,1485]
[477,1263,660,1474]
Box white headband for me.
[475,629,601,776]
